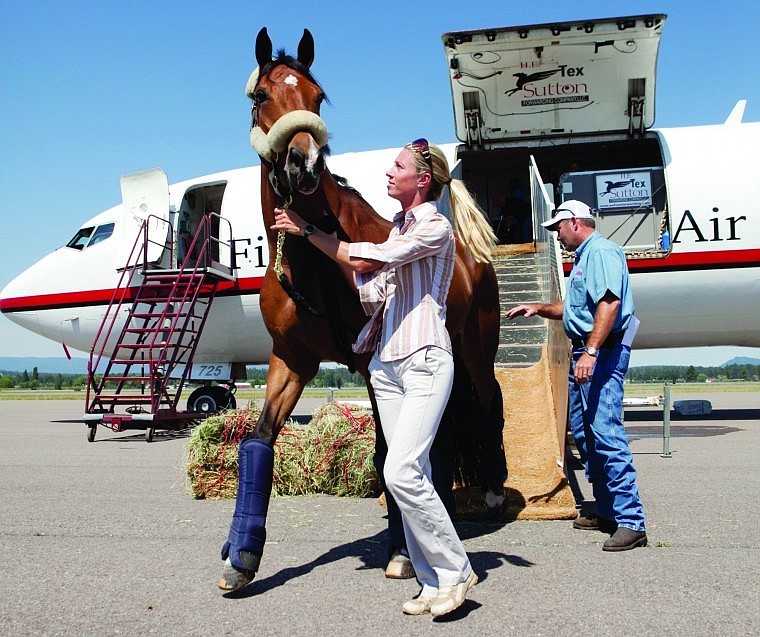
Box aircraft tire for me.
[187,385,236,414]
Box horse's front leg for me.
[218,352,319,591]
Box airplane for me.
[1,13,759,416]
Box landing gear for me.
[186,385,236,414]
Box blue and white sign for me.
[595,171,653,210]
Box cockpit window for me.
[87,223,115,247]
[66,226,94,250]
[65,223,115,250]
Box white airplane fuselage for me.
[1,120,758,369]
[2,14,759,369]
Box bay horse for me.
[220,27,507,590]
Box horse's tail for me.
[448,178,497,264]
[447,351,506,492]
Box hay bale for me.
[185,406,260,499]
[185,402,379,499]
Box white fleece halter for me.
[246,66,329,163]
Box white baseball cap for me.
[542,199,594,228]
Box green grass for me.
[1,382,757,401]
[0,386,373,401]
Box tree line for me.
[2,363,756,391]
[626,363,758,384]
[0,366,366,390]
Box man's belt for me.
[571,332,624,350]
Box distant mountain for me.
[722,357,760,367]
[0,357,89,375]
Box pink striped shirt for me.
[349,202,455,361]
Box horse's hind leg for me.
[219,351,319,590]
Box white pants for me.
[369,346,471,595]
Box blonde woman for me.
[272,139,495,617]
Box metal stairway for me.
[84,213,234,441]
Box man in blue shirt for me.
[506,200,647,551]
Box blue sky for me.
[1,1,759,366]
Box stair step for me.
[90,395,157,402]
[135,296,194,304]
[499,325,548,346]
[129,312,192,319]
[122,327,199,334]
[495,344,544,366]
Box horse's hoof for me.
[218,557,255,591]
[485,489,508,519]
[385,550,416,579]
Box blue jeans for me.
[568,343,645,532]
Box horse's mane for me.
[261,50,331,105]
[332,173,365,201]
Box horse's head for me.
[247,28,329,198]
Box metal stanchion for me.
[661,383,672,458]
[326,388,334,403]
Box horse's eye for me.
[253,89,267,105]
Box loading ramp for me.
[473,161,577,520]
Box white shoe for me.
[402,595,435,615]
[430,571,478,617]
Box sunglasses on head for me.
[410,138,432,167]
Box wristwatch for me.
[583,346,599,357]
[303,224,316,239]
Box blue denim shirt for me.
[563,232,634,341]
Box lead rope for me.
[271,193,326,319]
[273,194,292,279]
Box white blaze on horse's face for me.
[284,74,298,87]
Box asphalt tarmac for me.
[1,391,758,636]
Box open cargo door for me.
[114,168,171,268]
[442,14,666,146]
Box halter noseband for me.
[249,109,328,163]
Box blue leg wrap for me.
[221,438,274,572]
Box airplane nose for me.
[0,270,39,331]
[0,268,35,312]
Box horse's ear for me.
[297,29,315,69]
[255,27,273,68]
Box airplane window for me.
[66,226,94,250]
[86,223,115,247]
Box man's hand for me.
[574,352,596,384]
[505,301,563,321]
[505,304,539,319]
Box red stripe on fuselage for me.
[561,248,760,275]
[3,249,757,313]
[0,276,265,313]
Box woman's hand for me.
[272,207,307,236]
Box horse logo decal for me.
[599,179,635,197]
[505,69,560,96]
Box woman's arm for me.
[271,207,383,275]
